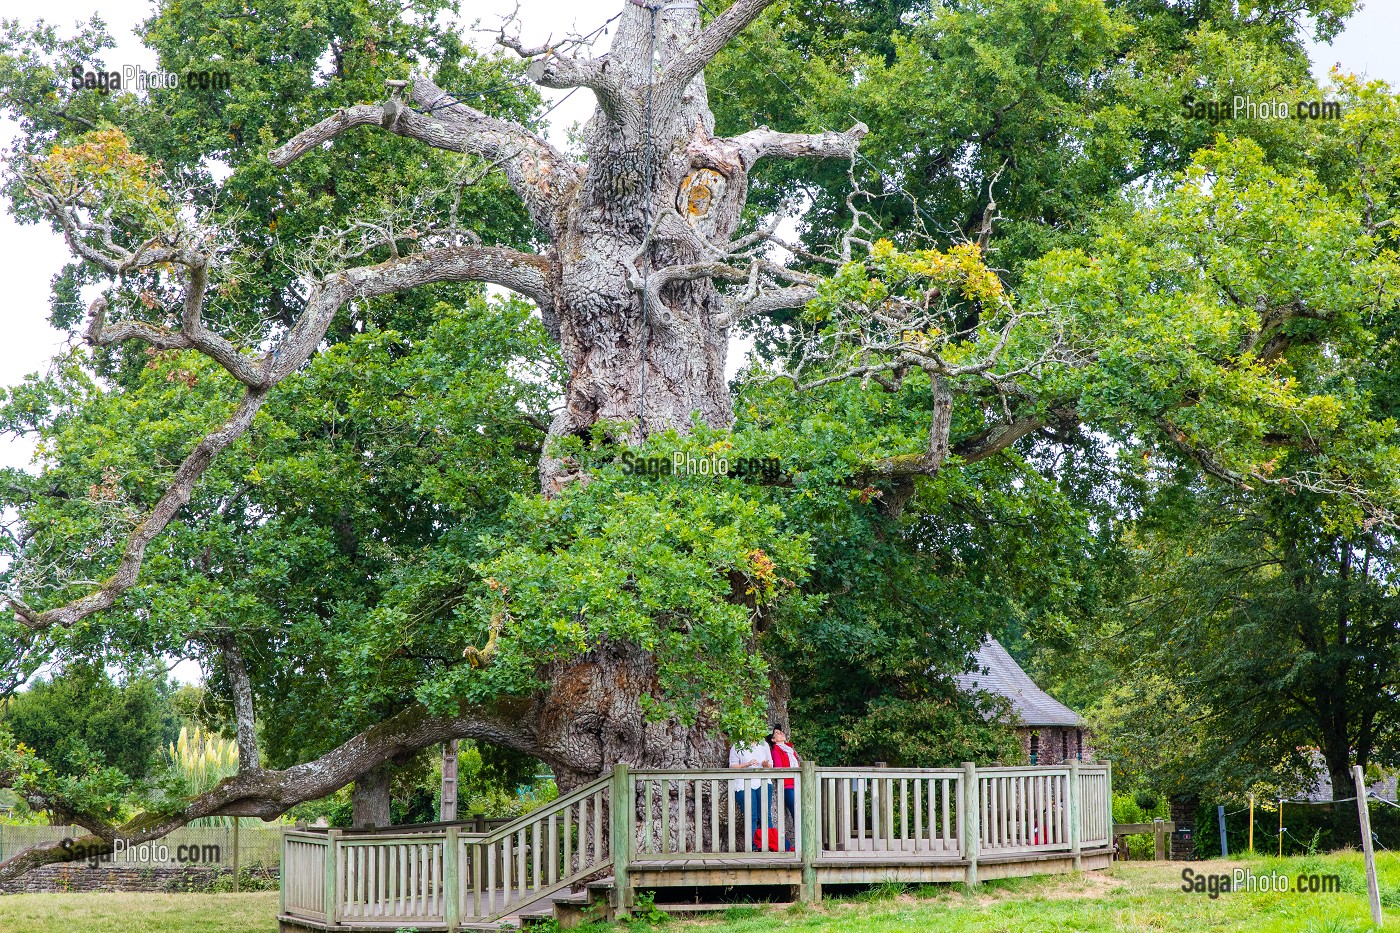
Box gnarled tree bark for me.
[270,3,864,496]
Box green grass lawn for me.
[1,853,1398,933]
[0,891,280,933]
[673,853,1400,933]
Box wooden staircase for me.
[281,773,615,931]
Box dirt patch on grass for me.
[894,870,1130,909]
[1026,869,1125,900]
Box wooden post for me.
[1153,819,1166,861]
[961,762,979,887]
[1248,795,1254,853]
[472,837,483,919]
[1217,805,1228,858]
[1068,760,1082,871]
[278,828,287,917]
[441,741,459,822]
[1277,798,1283,858]
[1352,765,1383,927]
[611,763,632,916]
[444,826,460,930]
[799,760,819,902]
[232,820,241,893]
[1104,759,1113,846]
[324,829,340,926]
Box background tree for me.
[708,0,1362,270]
[1086,484,1400,841]
[2,663,177,784]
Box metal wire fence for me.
[1193,797,1400,858]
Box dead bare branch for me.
[269,76,579,237]
[661,0,779,95]
[729,123,869,169]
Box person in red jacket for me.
[767,725,800,850]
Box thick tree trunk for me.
[532,643,723,790]
[1325,755,1362,848]
[531,643,788,791]
[352,763,393,829]
[518,6,782,778]
[537,5,749,493]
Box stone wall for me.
[1019,726,1093,765]
[0,863,279,894]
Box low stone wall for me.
[0,863,279,894]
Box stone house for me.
[1298,750,1398,802]
[953,637,1089,765]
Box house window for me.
[1029,732,1039,765]
[1076,729,1083,760]
[1061,731,1069,763]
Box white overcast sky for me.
[0,0,1397,472]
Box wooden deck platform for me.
[279,761,1114,930]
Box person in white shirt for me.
[729,739,769,848]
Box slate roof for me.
[952,637,1083,728]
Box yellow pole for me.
[1248,795,1254,853]
[1278,799,1284,857]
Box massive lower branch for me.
[0,703,535,884]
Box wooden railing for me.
[630,768,801,860]
[280,760,1113,928]
[977,766,1072,856]
[463,774,612,920]
[337,831,447,923]
[817,768,962,858]
[281,774,613,928]
[282,832,329,922]
[1077,764,1112,848]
